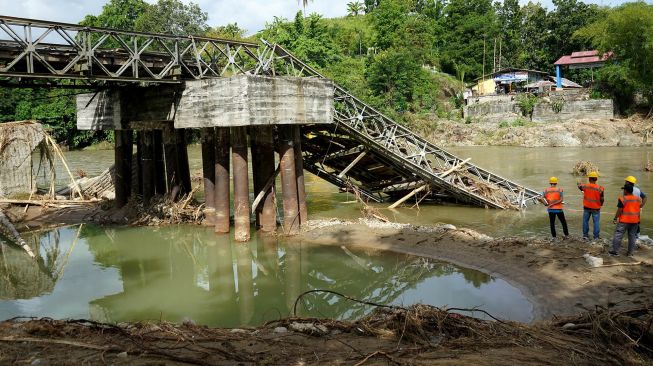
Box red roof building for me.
[554,50,613,68]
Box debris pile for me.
[2,303,653,365]
[645,161,653,172]
[572,160,600,176]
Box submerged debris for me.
[645,161,653,172]
[572,161,600,176]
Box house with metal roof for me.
[554,50,613,88]
[470,68,549,96]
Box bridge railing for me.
[0,15,262,84]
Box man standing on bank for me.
[542,177,569,239]
[577,171,604,240]
[609,184,643,257]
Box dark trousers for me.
[612,222,639,254]
[549,211,569,238]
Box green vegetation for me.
[0,0,651,149]
[516,93,538,120]
[576,1,653,115]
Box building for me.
[554,50,613,88]
[470,68,549,96]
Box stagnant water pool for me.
[0,225,533,325]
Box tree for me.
[576,1,653,113]
[438,0,498,80]
[207,23,248,40]
[495,0,521,70]
[134,0,208,35]
[347,1,365,16]
[298,0,313,16]
[547,0,601,62]
[80,0,148,30]
[364,0,381,12]
[517,1,549,71]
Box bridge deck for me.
[0,15,541,209]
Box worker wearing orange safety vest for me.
[609,184,643,257]
[541,177,569,239]
[577,171,604,240]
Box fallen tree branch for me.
[592,261,644,269]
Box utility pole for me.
[482,37,486,82]
[499,39,502,70]
[493,38,497,74]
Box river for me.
[58,145,652,238]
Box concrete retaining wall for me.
[464,98,613,123]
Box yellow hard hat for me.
[625,176,637,184]
[588,171,599,178]
[549,176,558,184]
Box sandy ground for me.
[3,208,653,364]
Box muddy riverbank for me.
[2,215,653,364]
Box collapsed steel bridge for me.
[0,15,541,209]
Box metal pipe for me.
[250,126,277,232]
[231,127,250,242]
[175,129,192,196]
[214,127,230,234]
[141,130,155,204]
[153,130,166,195]
[135,131,143,195]
[162,127,179,200]
[278,126,300,235]
[201,128,216,226]
[114,129,133,208]
[293,126,308,225]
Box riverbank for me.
[2,215,653,364]
[408,114,653,147]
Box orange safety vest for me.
[581,183,604,210]
[544,187,563,210]
[618,194,642,224]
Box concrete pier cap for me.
[76,75,335,130]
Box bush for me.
[516,93,538,120]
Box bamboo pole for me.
[388,185,428,209]
[337,151,367,179]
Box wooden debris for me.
[572,161,600,176]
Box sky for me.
[0,0,643,36]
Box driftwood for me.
[0,210,34,258]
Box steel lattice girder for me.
[262,43,541,209]
[0,15,264,84]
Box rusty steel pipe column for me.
[135,131,143,196]
[114,129,133,208]
[153,130,166,195]
[162,127,179,200]
[231,127,250,242]
[293,126,308,225]
[201,128,216,226]
[141,131,156,205]
[175,129,192,196]
[278,126,300,235]
[250,126,277,232]
[214,128,231,234]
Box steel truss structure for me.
[0,15,540,209]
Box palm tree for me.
[298,0,313,16]
[347,1,364,16]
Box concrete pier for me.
[76,75,335,239]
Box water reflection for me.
[0,225,532,325]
